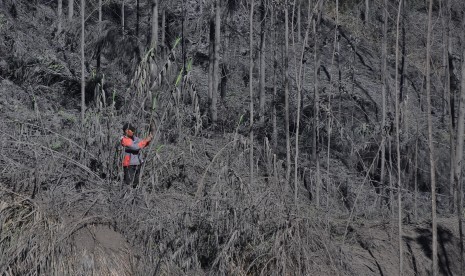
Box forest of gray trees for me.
[1,0,465,275]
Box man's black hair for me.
[122,122,136,132]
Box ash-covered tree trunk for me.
[68,0,73,21]
[380,0,387,209]
[211,0,220,124]
[285,0,291,183]
[161,9,166,53]
[297,0,301,42]
[81,0,85,124]
[365,0,369,24]
[97,0,102,72]
[208,17,213,110]
[426,0,438,274]
[151,0,158,50]
[249,0,254,187]
[294,0,312,207]
[121,0,125,35]
[272,7,278,150]
[443,0,455,214]
[313,0,323,207]
[394,0,403,273]
[454,4,465,274]
[136,0,140,37]
[258,0,266,125]
[57,0,62,34]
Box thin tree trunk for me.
[285,0,291,183]
[454,5,465,275]
[161,9,166,53]
[136,0,140,37]
[58,0,62,34]
[97,0,102,72]
[68,0,73,21]
[272,8,278,151]
[365,0,369,24]
[313,0,322,207]
[426,0,438,273]
[80,0,85,125]
[259,0,266,125]
[380,0,387,209]
[151,0,158,50]
[249,0,254,187]
[414,130,418,222]
[297,0,301,42]
[327,0,339,206]
[295,0,312,207]
[208,17,213,105]
[443,0,455,214]
[394,1,403,274]
[121,0,125,35]
[212,0,220,124]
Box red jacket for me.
[121,136,150,167]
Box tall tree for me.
[96,0,102,72]
[380,0,387,209]
[136,0,140,37]
[394,0,403,274]
[151,0,158,50]
[68,0,73,21]
[211,0,221,124]
[57,0,62,34]
[272,7,278,150]
[443,0,455,214]
[80,0,85,124]
[365,0,369,24]
[294,0,312,206]
[454,3,465,274]
[249,0,254,187]
[285,0,291,183]
[426,0,438,273]
[121,0,125,35]
[313,0,323,207]
[258,0,266,125]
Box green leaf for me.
[186,58,193,72]
[173,37,181,49]
[175,69,184,87]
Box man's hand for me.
[147,133,153,142]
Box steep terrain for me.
[1,0,464,275]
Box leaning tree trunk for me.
[426,0,438,274]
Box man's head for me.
[123,123,136,137]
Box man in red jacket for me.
[121,123,152,187]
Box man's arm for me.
[121,135,153,150]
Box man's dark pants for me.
[124,165,140,187]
